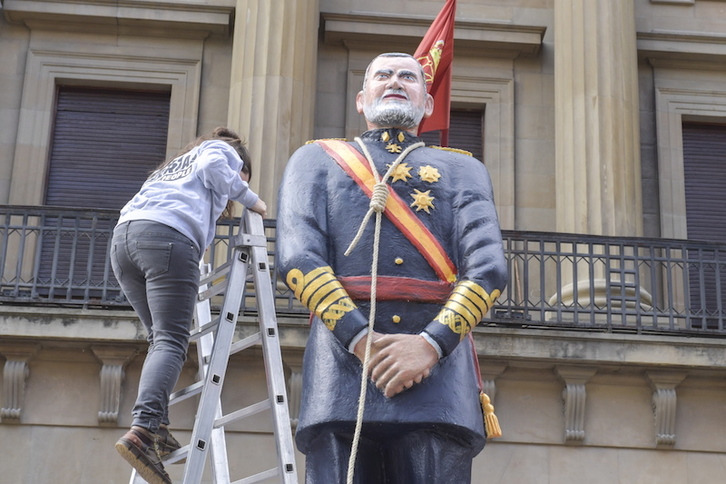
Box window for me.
[419,109,484,161]
[46,86,171,210]
[682,122,726,328]
[38,86,170,299]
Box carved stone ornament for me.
[646,371,687,446]
[555,366,597,442]
[0,344,40,423]
[91,346,138,424]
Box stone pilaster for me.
[228,0,320,215]
[554,0,642,237]
[552,0,645,317]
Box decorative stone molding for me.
[91,346,138,424]
[478,361,507,403]
[555,366,597,443]
[2,0,234,38]
[0,344,40,423]
[646,371,687,446]
[321,12,546,58]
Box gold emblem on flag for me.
[417,39,445,86]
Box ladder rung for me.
[199,260,233,286]
[229,332,262,355]
[189,315,222,342]
[215,399,271,427]
[198,279,229,301]
[231,467,281,484]
[162,445,190,465]
[169,380,204,404]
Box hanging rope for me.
[345,137,424,484]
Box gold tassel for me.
[480,392,502,438]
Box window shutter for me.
[419,110,484,161]
[39,86,170,301]
[45,86,170,210]
[682,122,726,329]
[683,122,726,242]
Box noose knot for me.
[370,182,389,212]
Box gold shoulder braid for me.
[430,145,473,157]
[306,138,348,145]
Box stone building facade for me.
[1,1,726,483]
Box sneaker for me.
[156,424,181,457]
[115,426,172,484]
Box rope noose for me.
[345,138,424,484]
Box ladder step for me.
[162,445,190,465]
[232,467,282,484]
[198,278,229,301]
[199,260,232,286]
[215,399,271,428]
[189,315,222,342]
[229,332,262,356]
[169,380,204,404]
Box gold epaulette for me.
[430,145,473,157]
[305,138,348,145]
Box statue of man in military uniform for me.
[276,52,508,483]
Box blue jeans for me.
[111,220,201,432]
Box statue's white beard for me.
[363,93,425,130]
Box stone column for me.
[553,0,644,314]
[228,0,319,215]
[554,0,642,237]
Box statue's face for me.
[356,56,434,131]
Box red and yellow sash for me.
[316,139,457,283]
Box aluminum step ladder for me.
[130,210,298,484]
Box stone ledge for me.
[321,12,546,59]
[3,306,725,374]
[473,326,726,372]
[638,29,726,67]
[2,0,234,38]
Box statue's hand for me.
[364,333,439,398]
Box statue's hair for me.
[362,53,427,93]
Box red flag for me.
[414,0,456,144]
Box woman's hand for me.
[250,199,268,218]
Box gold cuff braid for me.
[286,266,356,330]
[434,280,501,340]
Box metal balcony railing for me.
[2,205,725,337]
